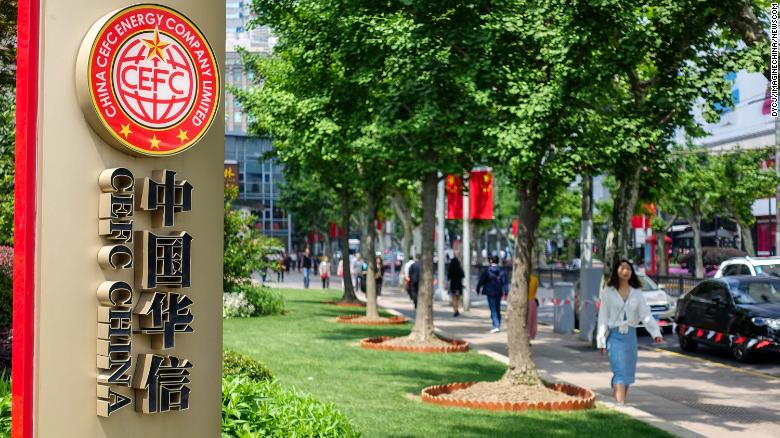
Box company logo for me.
[78,5,220,156]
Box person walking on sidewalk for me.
[476,256,508,333]
[447,255,465,317]
[528,273,539,339]
[302,248,313,289]
[408,254,421,308]
[351,253,363,294]
[319,256,331,289]
[374,255,385,296]
[597,259,663,405]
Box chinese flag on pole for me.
[446,175,463,219]
[512,218,519,237]
[470,170,494,220]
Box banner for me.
[330,222,344,239]
[470,170,494,220]
[446,174,463,219]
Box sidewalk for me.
[367,284,780,438]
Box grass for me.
[224,288,673,438]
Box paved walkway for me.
[268,272,780,438]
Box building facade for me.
[225,2,291,248]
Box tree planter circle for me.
[360,336,469,353]
[323,300,366,307]
[420,381,596,412]
[336,314,408,325]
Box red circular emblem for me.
[78,4,220,156]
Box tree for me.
[224,187,282,291]
[661,149,721,278]
[477,0,625,384]
[277,169,340,259]
[716,148,780,256]
[598,0,768,283]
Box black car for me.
[675,276,780,362]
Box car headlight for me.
[752,317,780,330]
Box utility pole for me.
[463,174,471,311]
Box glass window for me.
[234,69,243,83]
[757,264,780,278]
[234,111,243,123]
[722,265,740,276]
[738,264,752,276]
[729,279,780,305]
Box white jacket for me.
[596,286,662,349]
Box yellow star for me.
[176,129,189,143]
[150,135,160,150]
[119,124,132,139]
[142,27,170,62]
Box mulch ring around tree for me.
[336,314,408,325]
[323,300,366,308]
[421,380,596,412]
[360,335,469,353]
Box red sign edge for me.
[12,0,39,436]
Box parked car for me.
[574,273,676,333]
[714,256,780,278]
[675,276,780,362]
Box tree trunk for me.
[603,167,641,285]
[654,229,668,276]
[365,193,380,319]
[323,233,333,272]
[691,216,704,278]
[339,193,358,302]
[505,184,541,385]
[409,171,437,341]
[391,193,414,267]
[357,211,370,263]
[740,220,756,256]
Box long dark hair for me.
[607,259,642,289]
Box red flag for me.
[446,175,463,219]
[512,218,519,237]
[470,170,494,220]
[329,223,344,239]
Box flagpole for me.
[463,173,471,311]
[437,173,447,301]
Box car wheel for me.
[731,344,750,362]
[679,334,697,352]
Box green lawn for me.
[224,288,673,438]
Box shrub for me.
[0,246,11,328]
[238,283,284,316]
[0,371,10,437]
[223,350,274,382]
[223,292,255,318]
[679,246,747,269]
[221,375,360,438]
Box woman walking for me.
[447,255,465,317]
[596,259,663,404]
[374,256,385,296]
[476,256,508,333]
[319,256,331,289]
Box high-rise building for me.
[224,2,291,248]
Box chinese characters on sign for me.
[96,168,194,417]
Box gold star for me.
[142,27,170,62]
[150,135,160,150]
[119,124,132,139]
[176,129,189,143]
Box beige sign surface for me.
[33,0,223,436]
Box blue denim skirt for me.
[607,327,637,386]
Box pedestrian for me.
[374,255,385,296]
[290,251,298,273]
[360,257,368,293]
[408,254,421,308]
[302,248,313,289]
[597,259,663,405]
[528,273,539,340]
[276,254,285,282]
[403,255,416,298]
[447,255,465,317]
[351,253,363,294]
[319,256,331,289]
[283,253,292,274]
[476,256,508,333]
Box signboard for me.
[13,1,224,436]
